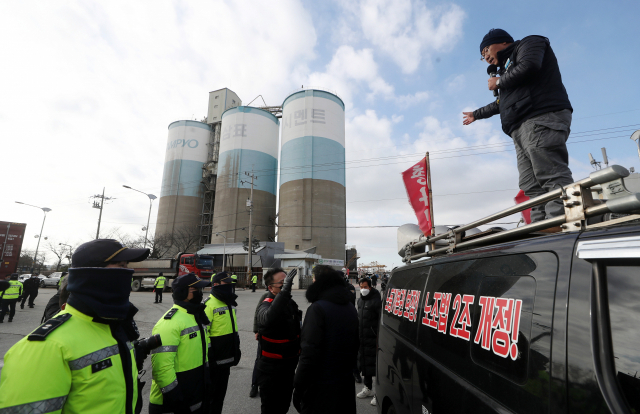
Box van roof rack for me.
[403,165,640,264]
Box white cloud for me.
[302,46,394,109]
[344,110,517,268]
[1,0,317,253]
[341,0,466,73]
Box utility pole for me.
[91,188,114,239]
[241,172,257,279]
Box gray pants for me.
[510,109,574,222]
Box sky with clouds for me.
[3,0,640,270]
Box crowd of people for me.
[0,238,384,414]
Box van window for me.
[417,254,547,385]
[470,275,536,384]
[606,265,640,411]
[382,267,429,343]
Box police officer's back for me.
[0,239,150,413]
[255,268,301,414]
[148,273,211,414]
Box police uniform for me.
[230,274,237,293]
[154,274,167,303]
[0,239,150,413]
[204,272,240,414]
[0,275,23,323]
[149,273,211,414]
[0,304,139,413]
[21,275,40,308]
[251,274,258,292]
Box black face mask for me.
[190,289,204,304]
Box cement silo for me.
[278,89,346,262]
[155,120,211,241]
[211,107,279,245]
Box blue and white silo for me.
[278,89,346,262]
[211,107,279,244]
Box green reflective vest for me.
[204,294,238,367]
[1,280,23,300]
[230,274,237,283]
[154,276,167,289]
[58,275,65,286]
[150,304,210,408]
[251,275,258,284]
[0,304,138,413]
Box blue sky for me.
[2,0,640,270]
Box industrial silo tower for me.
[155,120,211,242]
[211,106,279,245]
[278,89,346,262]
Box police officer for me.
[230,273,237,293]
[154,272,167,303]
[0,273,23,323]
[149,273,211,414]
[0,239,150,413]
[21,273,40,309]
[251,274,258,292]
[204,272,241,414]
[255,268,301,414]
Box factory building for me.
[277,89,346,263]
[210,106,279,245]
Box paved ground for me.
[0,285,378,414]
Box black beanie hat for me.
[480,29,514,53]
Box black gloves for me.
[281,269,298,294]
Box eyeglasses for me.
[480,46,490,61]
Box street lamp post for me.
[15,202,52,273]
[59,243,73,268]
[215,232,227,272]
[123,185,157,248]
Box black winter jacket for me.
[473,35,572,135]
[357,288,382,376]
[256,290,302,370]
[23,277,40,291]
[295,279,359,388]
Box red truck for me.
[0,222,27,280]
[128,252,214,292]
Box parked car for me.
[41,272,63,288]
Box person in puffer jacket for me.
[355,277,382,406]
[292,266,359,413]
[463,28,574,225]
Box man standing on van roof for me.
[463,29,574,224]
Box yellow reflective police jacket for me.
[0,304,138,413]
[251,275,258,284]
[204,294,239,367]
[1,280,23,300]
[154,276,167,289]
[149,304,210,410]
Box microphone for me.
[487,64,499,97]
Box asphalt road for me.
[0,285,378,414]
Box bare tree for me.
[170,226,201,254]
[47,241,75,270]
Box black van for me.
[376,224,640,414]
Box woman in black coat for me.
[356,277,382,405]
[293,266,359,414]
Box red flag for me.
[514,190,531,224]
[402,157,433,236]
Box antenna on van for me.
[601,147,609,168]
